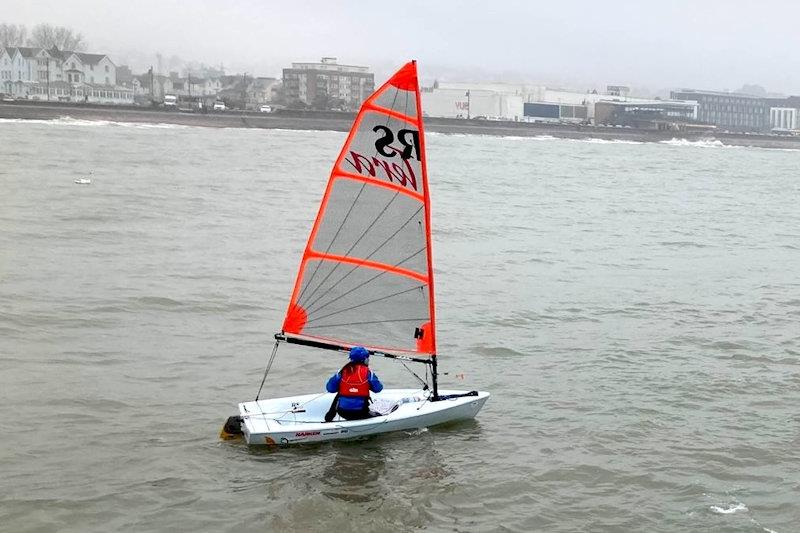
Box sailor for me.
[325,346,383,421]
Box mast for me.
[412,59,440,400]
[431,356,439,400]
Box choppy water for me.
[1,118,800,532]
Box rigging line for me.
[299,188,401,308]
[303,206,425,314]
[302,317,428,329]
[303,246,426,318]
[295,180,368,305]
[416,392,433,411]
[297,86,403,305]
[243,393,330,421]
[400,359,429,390]
[304,285,424,325]
[255,340,280,401]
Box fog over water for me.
[5,0,800,93]
[1,119,799,531]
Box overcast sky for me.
[6,0,800,95]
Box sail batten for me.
[303,252,428,284]
[282,61,437,356]
[362,103,418,125]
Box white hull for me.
[236,389,489,445]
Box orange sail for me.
[281,61,436,356]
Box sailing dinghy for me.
[221,61,489,446]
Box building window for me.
[105,65,109,72]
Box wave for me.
[0,116,190,129]
[658,240,712,248]
[709,502,747,514]
[573,137,645,145]
[471,344,526,357]
[494,135,644,145]
[427,131,559,141]
[502,134,558,141]
[659,138,729,148]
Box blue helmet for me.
[349,346,369,362]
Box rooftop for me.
[288,57,370,73]
[673,89,764,99]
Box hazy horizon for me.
[5,0,800,96]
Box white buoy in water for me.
[75,171,93,185]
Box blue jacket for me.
[326,366,383,411]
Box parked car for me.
[259,104,272,113]
[213,101,226,111]
[0,93,14,102]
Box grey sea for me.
[1,118,799,532]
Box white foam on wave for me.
[574,137,645,145]
[508,134,558,141]
[427,131,559,142]
[660,137,729,148]
[761,146,800,153]
[434,132,645,145]
[123,121,190,130]
[0,116,190,130]
[709,502,748,514]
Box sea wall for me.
[2,100,800,149]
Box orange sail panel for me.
[282,61,437,356]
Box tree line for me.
[0,23,85,51]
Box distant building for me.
[6,47,38,89]
[249,77,281,104]
[28,81,133,104]
[133,72,173,100]
[0,46,127,103]
[606,85,630,97]
[522,102,587,123]
[422,86,524,120]
[282,57,374,110]
[769,108,797,130]
[58,50,117,86]
[594,100,702,130]
[670,89,768,132]
[117,65,134,87]
[0,47,13,94]
[763,96,800,132]
[422,81,690,123]
[169,76,221,97]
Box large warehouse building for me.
[421,82,701,128]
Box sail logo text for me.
[295,431,320,437]
[343,126,421,191]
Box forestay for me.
[281,61,437,357]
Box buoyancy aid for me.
[338,362,370,398]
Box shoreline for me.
[3,101,800,149]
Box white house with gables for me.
[0,46,131,104]
[1,47,13,94]
[60,51,116,86]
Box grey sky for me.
[6,0,800,94]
